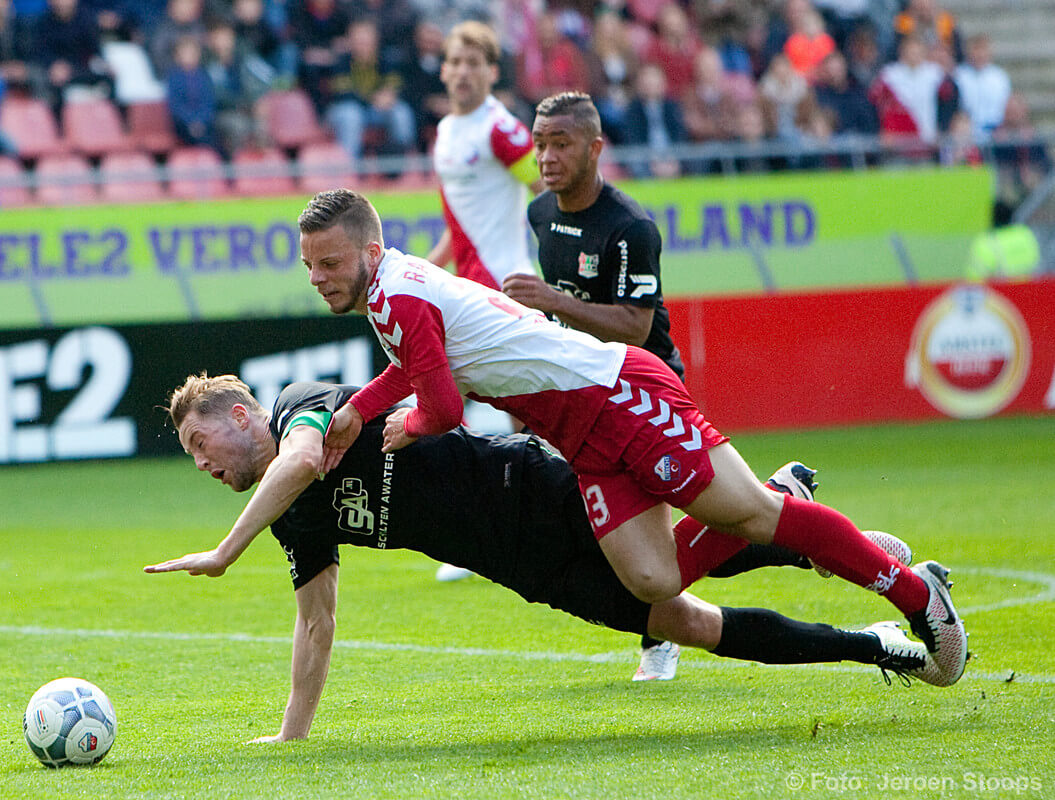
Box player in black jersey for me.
[503,91,686,676]
[145,374,937,742]
[503,91,683,381]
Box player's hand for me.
[381,407,417,452]
[322,402,363,473]
[143,549,229,578]
[502,274,561,314]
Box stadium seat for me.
[62,98,133,158]
[0,156,31,207]
[232,146,296,197]
[166,146,229,200]
[99,152,166,204]
[34,154,98,206]
[256,89,329,150]
[296,141,357,194]
[127,101,179,156]
[0,96,68,160]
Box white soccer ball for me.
[23,677,117,767]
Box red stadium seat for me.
[232,146,296,197]
[35,154,98,206]
[256,89,329,150]
[166,146,229,200]
[62,98,133,158]
[0,156,31,207]
[99,152,166,204]
[0,97,68,160]
[296,141,357,194]
[127,101,179,156]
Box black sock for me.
[707,544,812,578]
[641,634,663,649]
[711,607,881,664]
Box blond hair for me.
[444,20,500,64]
[168,373,264,430]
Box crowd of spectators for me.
[0,0,1050,217]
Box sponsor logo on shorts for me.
[673,469,698,494]
[282,545,298,581]
[577,251,599,278]
[654,455,680,481]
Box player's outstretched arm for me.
[249,564,339,743]
[145,426,325,577]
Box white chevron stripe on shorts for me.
[607,382,703,452]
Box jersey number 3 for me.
[583,484,610,528]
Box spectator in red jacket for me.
[515,9,589,105]
[642,2,702,99]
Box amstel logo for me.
[905,285,1031,418]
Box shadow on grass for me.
[230,716,975,769]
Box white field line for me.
[0,622,1051,684]
[2,567,1052,684]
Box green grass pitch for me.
[1,415,1052,799]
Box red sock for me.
[773,495,928,615]
[673,516,749,590]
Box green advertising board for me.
[0,166,992,329]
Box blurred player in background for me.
[146,375,947,742]
[427,20,542,290]
[503,90,686,679]
[297,189,969,690]
[426,20,544,583]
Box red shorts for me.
[571,347,728,539]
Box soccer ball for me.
[23,678,116,767]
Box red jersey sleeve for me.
[348,364,414,422]
[403,363,464,437]
[366,282,461,436]
[490,114,533,168]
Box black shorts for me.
[498,440,653,636]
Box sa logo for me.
[333,478,375,535]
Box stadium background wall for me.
[0,167,991,329]
[0,279,1051,465]
[0,317,382,463]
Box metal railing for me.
[0,130,1051,198]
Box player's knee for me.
[624,569,681,605]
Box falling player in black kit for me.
[145,374,941,743]
[503,91,686,677]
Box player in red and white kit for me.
[427,21,542,291]
[297,189,969,688]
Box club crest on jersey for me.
[578,252,599,278]
[654,455,680,482]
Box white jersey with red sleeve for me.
[433,95,536,289]
[365,248,627,458]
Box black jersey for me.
[528,183,685,380]
[267,382,651,634]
